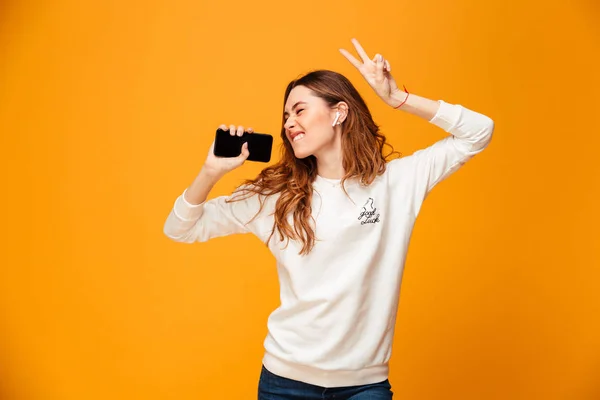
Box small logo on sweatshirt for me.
[358,198,380,225]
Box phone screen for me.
[213,129,273,163]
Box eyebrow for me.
[283,101,307,117]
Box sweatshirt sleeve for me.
[163,186,270,243]
[388,100,494,215]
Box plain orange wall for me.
[1,0,598,399]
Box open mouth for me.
[290,131,305,143]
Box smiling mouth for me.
[292,133,305,142]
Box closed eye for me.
[284,109,304,121]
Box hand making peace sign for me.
[339,38,406,109]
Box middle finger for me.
[352,38,370,63]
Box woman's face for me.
[283,85,341,159]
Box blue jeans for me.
[258,365,394,399]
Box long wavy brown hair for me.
[227,70,400,255]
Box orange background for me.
[1,1,599,399]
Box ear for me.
[335,102,349,124]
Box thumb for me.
[374,54,384,82]
[238,142,250,161]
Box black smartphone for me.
[213,128,273,163]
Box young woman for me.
[163,38,494,399]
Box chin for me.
[291,144,314,159]
[293,150,313,159]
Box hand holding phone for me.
[203,125,273,178]
[213,126,273,163]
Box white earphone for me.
[332,111,341,126]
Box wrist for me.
[389,86,410,110]
[200,166,225,183]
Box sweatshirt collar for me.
[313,174,359,189]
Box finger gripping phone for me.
[213,128,273,163]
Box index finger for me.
[339,48,362,69]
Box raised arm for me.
[163,124,264,243]
[340,38,494,213]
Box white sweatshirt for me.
[163,100,494,388]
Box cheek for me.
[304,112,331,132]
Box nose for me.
[284,116,296,131]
